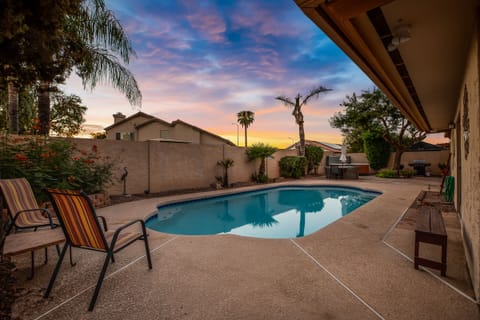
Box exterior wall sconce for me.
[448,122,455,129]
[388,21,411,52]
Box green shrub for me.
[376,168,414,178]
[251,173,268,183]
[305,145,324,175]
[362,131,390,170]
[0,135,114,201]
[375,168,398,178]
[279,156,307,178]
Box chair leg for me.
[88,251,112,311]
[27,251,35,280]
[69,246,76,267]
[44,244,69,298]
[44,247,48,264]
[141,225,153,269]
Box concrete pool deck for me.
[10,176,480,319]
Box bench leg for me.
[441,240,447,276]
[27,251,35,280]
[414,236,419,269]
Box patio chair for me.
[0,178,57,232]
[44,189,152,311]
[0,178,59,278]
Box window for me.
[160,130,169,138]
[116,132,134,141]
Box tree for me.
[362,130,390,170]
[217,158,234,188]
[50,93,87,137]
[35,0,142,134]
[276,86,331,156]
[305,145,324,175]
[0,0,82,133]
[91,131,107,139]
[0,0,142,134]
[0,85,86,136]
[246,143,277,178]
[330,88,426,171]
[237,110,254,147]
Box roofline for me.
[172,119,236,146]
[294,0,431,132]
[104,111,155,130]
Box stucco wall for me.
[171,123,201,143]
[451,18,480,299]
[388,150,450,176]
[137,122,171,141]
[66,139,297,195]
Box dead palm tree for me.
[276,86,331,156]
[237,110,255,147]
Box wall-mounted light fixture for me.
[448,122,456,129]
[388,21,411,52]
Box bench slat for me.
[3,228,65,256]
[415,207,431,233]
[430,209,447,236]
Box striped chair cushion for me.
[48,189,107,250]
[0,178,55,228]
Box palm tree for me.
[36,0,141,134]
[276,86,331,156]
[237,110,255,147]
[246,142,277,178]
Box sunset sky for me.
[62,0,444,147]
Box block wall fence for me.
[67,138,449,196]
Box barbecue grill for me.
[408,160,431,176]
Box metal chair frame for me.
[44,189,152,311]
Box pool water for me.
[146,186,379,239]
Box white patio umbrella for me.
[339,143,347,165]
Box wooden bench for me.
[2,228,65,279]
[414,206,447,276]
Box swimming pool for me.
[146,186,380,239]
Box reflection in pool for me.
[146,186,380,239]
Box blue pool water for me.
[146,186,380,239]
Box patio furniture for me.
[414,206,447,276]
[0,178,57,232]
[0,178,59,278]
[408,160,431,176]
[2,228,65,277]
[44,189,153,311]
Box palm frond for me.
[79,47,142,106]
[301,86,332,105]
[77,0,135,63]
[275,95,294,107]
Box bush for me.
[279,156,307,178]
[376,168,414,178]
[0,135,114,201]
[362,131,390,170]
[305,145,324,175]
[251,173,268,183]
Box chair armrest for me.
[14,208,57,228]
[97,216,108,231]
[110,219,147,249]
